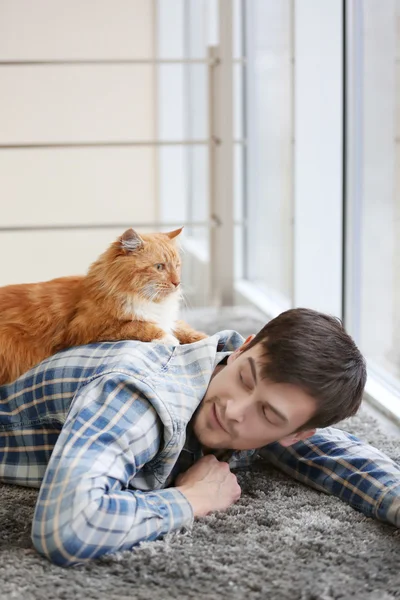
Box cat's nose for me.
[172,280,180,288]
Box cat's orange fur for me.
[0,227,207,385]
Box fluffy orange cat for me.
[0,227,207,385]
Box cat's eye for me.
[155,263,165,271]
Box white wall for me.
[0,0,157,285]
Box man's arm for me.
[31,374,193,567]
[258,426,400,528]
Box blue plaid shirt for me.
[0,331,399,567]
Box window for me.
[239,0,343,318]
[345,0,400,417]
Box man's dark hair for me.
[244,308,367,430]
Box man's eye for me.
[263,408,278,426]
[239,373,252,390]
[263,408,273,423]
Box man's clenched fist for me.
[176,454,241,517]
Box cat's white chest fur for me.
[123,293,180,344]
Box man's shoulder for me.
[1,331,245,408]
[88,331,244,378]
[42,339,178,382]
[213,330,245,352]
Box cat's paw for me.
[153,333,180,346]
[184,331,208,343]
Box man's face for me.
[192,339,317,450]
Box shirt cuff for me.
[145,487,194,535]
[375,480,400,528]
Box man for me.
[0,308,399,567]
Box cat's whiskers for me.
[175,287,184,303]
[141,283,175,303]
[180,289,192,311]
[142,284,159,302]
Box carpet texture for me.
[0,307,399,600]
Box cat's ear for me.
[165,227,184,240]
[120,228,144,254]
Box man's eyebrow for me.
[247,357,288,423]
[247,357,258,383]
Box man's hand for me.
[175,455,241,517]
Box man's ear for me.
[227,334,256,364]
[242,334,256,346]
[278,429,316,448]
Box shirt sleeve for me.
[258,426,400,528]
[31,373,194,567]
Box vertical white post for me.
[293,0,343,317]
[344,0,364,338]
[208,0,234,306]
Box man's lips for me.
[213,402,227,433]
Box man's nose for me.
[224,396,252,423]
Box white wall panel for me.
[0,0,154,60]
[0,228,153,286]
[0,148,156,226]
[0,0,157,285]
[0,66,155,144]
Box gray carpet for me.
[0,307,399,600]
